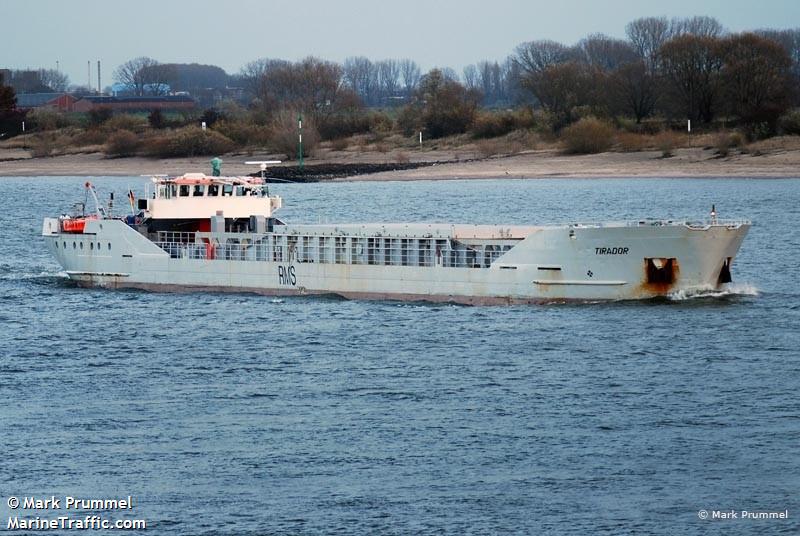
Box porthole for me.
[90,242,94,250]
[63,241,67,248]
[80,242,83,250]
[73,242,76,249]
[55,242,59,249]
[97,242,101,250]
[108,243,112,251]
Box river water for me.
[1,177,798,535]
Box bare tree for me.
[408,68,479,137]
[479,61,496,103]
[138,64,177,95]
[578,34,638,70]
[673,16,725,38]
[659,35,724,123]
[504,57,529,105]
[113,57,165,96]
[514,40,573,75]
[0,74,16,112]
[756,28,800,78]
[239,58,290,99]
[721,33,792,126]
[626,17,674,70]
[8,70,51,93]
[343,56,376,104]
[610,61,659,122]
[462,64,479,91]
[399,59,421,97]
[439,67,460,83]
[468,60,509,106]
[376,59,401,101]
[258,57,351,123]
[38,69,69,92]
[524,62,599,129]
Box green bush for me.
[317,113,372,140]
[560,117,615,154]
[143,127,235,157]
[714,131,745,157]
[369,111,394,133]
[29,135,54,157]
[655,130,681,158]
[72,128,109,146]
[214,120,272,147]
[105,130,140,157]
[423,103,475,139]
[148,109,166,129]
[87,107,113,127]
[104,114,148,133]
[471,111,518,139]
[396,105,423,137]
[27,108,76,131]
[778,109,800,135]
[270,112,318,159]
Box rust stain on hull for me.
[638,257,680,296]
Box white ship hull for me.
[43,217,750,304]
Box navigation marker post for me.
[298,113,304,170]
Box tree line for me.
[3,15,800,141]
[510,16,799,135]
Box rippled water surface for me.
[1,177,799,535]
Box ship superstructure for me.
[43,174,750,304]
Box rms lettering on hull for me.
[595,247,629,255]
[278,265,296,286]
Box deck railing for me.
[153,233,513,268]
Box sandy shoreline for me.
[1,146,799,180]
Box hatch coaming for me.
[152,229,519,269]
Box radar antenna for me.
[245,161,282,180]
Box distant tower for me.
[97,60,101,94]
[87,61,91,89]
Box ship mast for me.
[84,181,107,219]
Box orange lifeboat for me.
[61,216,97,233]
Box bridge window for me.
[179,185,190,197]
[193,185,205,197]
[222,184,233,196]
[208,184,219,196]
[235,186,247,196]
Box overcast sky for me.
[3,0,799,87]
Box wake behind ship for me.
[43,173,750,304]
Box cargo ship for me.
[42,172,750,304]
